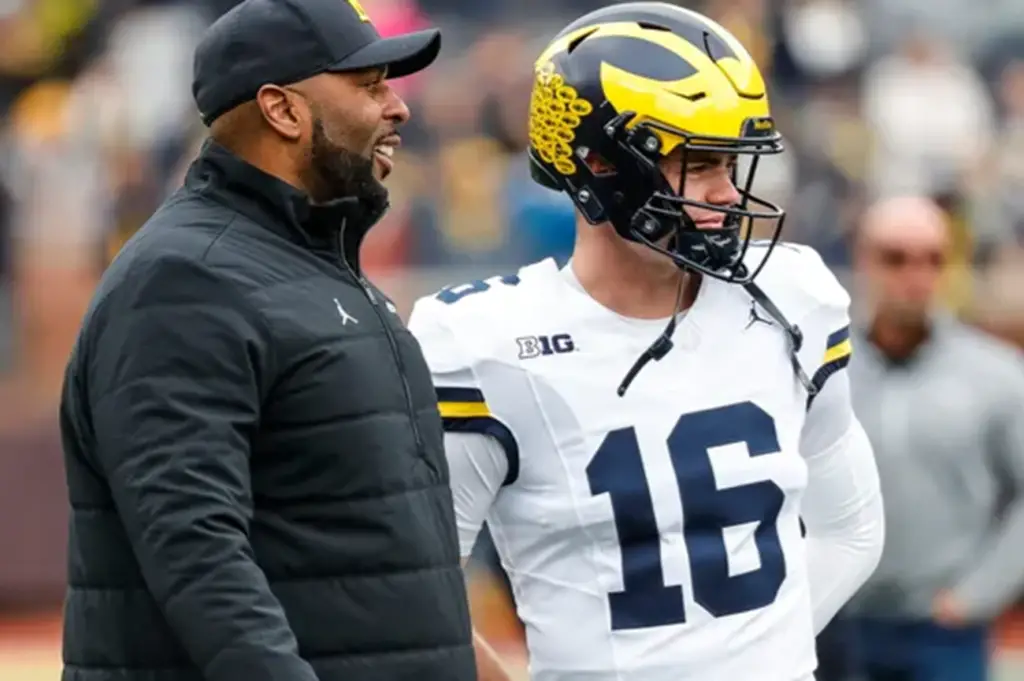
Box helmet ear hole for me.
[583,149,616,177]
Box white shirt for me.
[409,245,884,681]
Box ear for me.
[255,85,305,141]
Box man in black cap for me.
[58,2,477,681]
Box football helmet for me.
[527,2,785,283]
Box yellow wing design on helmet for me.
[528,63,595,176]
[531,10,773,163]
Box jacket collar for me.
[184,139,383,273]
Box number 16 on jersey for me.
[586,401,788,630]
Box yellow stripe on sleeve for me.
[436,386,491,419]
[438,401,492,419]
[823,337,852,365]
[435,385,520,486]
[807,325,853,409]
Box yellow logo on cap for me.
[345,0,371,22]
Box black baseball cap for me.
[192,0,442,126]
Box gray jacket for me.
[847,314,1024,622]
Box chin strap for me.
[617,275,686,397]
[616,275,816,398]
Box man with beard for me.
[57,2,477,681]
[843,196,1024,681]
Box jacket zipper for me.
[334,229,431,472]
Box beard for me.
[300,115,389,221]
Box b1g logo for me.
[517,333,576,359]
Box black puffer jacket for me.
[59,141,475,681]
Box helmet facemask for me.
[589,110,787,284]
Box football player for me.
[408,4,884,681]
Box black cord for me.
[617,275,687,397]
[615,273,816,398]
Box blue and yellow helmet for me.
[527,2,785,282]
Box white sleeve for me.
[799,369,885,633]
[445,431,508,559]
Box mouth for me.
[373,134,400,176]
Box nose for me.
[707,169,741,206]
[382,85,411,125]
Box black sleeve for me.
[87,255,319,681]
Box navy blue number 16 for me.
[586,401,787,630]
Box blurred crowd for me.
[0,0,1022,309]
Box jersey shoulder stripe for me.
[437,386,490,417]
[434,387,520,486]
[824,325,852,365]
[807,325,852,408]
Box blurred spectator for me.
[861,33,995,199]
[777,0,868,88]
[363,0,433,99]
[968,56,1024,261]
[845,196,1024,681]
[772,81,864,266]
[479,54,576,265]
[706,0,771,71]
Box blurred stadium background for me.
[2,0,1024,678]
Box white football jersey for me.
[409,244,853,681]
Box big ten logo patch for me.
[517,334,576,359]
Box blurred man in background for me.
[845,195,1024,681]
